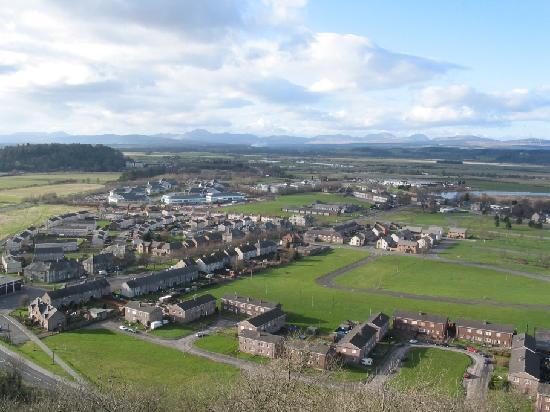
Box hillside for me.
[0,143,126,172]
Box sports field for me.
[335,256,550,305]
[224,192,369,221]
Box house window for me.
[342,348,347,353]
[496,333,501,337]
[513,377,519,383]
[485,331,491,336]
[411,320,417,325]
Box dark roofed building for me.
[367,312,390,342]
[168,294,217,323]
[120,266,198,298]
[124,301,163,327]
[393,310,449,340]
[24,259,82,283]
[238,307,286,334]
[42,278,110,307]
[221,293,279,316]
[456,318,515,348]
[238,329,283,359]
[335,322,377,364]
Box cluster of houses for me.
[282,201,362,217]
[302,221,468,253]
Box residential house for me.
[1,254,23,274]
[509,334,540,396]
[120,266,198,298]
[195,253,226,273]
[393,311,449,340]
[167,294,217,323]
[24,259,82,283]
[28,298,67,331]
[536,384,550,412]
[124,301,163,327]
[448,227,468,239]
[456,319,515,348]
[42,278,110,307]
[349,234,366,247]
[151,241,182,256]
[256,240,278,257]
[286,341,335,370]
[367,312,390,342]
[33,246,64,262]
[335,322,377,364]
[535,329,550,354]
[235,244,258,261]
[396,240,419,254]
[238,329,284,359]
[303,228,344,244]
[221,294,280,316]
[238,307,286,334]
[376,236,397,250]
[82,253,115,275]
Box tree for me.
[506,220,512,230]
[494,215,500,227]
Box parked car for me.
[409,339,418,344]
[361,358,373,366]
[195,331,208,338]
[119,325,129,331]
[466,346,477,353]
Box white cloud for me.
[0,1,547,137]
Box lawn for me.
[0,172,120,190]
[194,328,267,363]
[439,237,550,275]
[0,204,85,239]
[223,192,370,222]
[42,329,237,391]
[335,255,550,305]
[0,340,72,380]
[391,347,470,397]
[199,249,550,332]
[149,315,217,339]
[0,183,104,203]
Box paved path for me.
[1,314,88,386]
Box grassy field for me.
[335,256,550,305]
[42,329,237,391]
[149,316,217,339]
[194,328,267,363]
[223,192,369,222]
[0,204,85,239]
[0,183,104,203]
[391,347,470,397]
[0,172,120,190]
[199,249,550,332]
[440,237,550,275]
[0,340,72,380]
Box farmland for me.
[0,204,85,239]
[391,347,470,397]
[0,172,120,190]
[42,329,237,391]
[334,255,550,305]
[201,249,550,332]
[0,183,104,203]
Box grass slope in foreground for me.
[42,329,237,390]
[391,347,470,397]
[201,249,550,332]
[335,255,550,305]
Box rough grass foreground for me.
[0,361,529,412]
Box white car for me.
[409,339,418,344]
[195,331,208,338]
[119,325,129,331]
[361,358,373,366]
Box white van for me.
[361,358,373,366]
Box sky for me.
[0,0,549,139]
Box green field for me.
[149,316,217,339]
[335,255,550,305]
[200,249,550,332]
[194,328,266,363]
[0,172,120,190]
[440,237,550,275]
[224,192,369,221]
[0,204,85,239]
[0,183,104,203]
[391,347,470,397]
[0,340,72,380]
[42,329,237,391]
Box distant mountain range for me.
[1,130,549,149]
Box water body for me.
[440,191,550,199]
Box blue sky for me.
[0,0,549,139]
